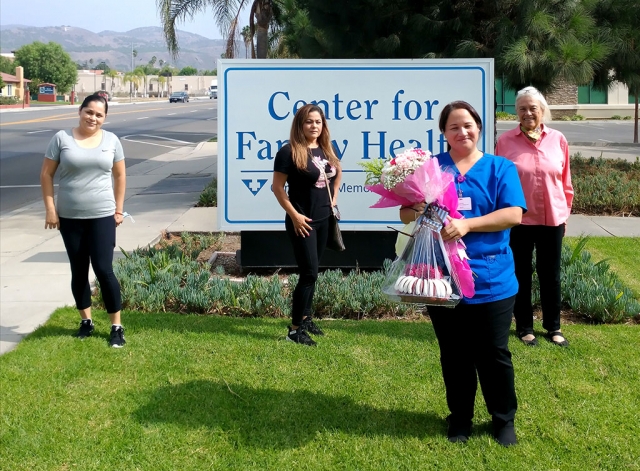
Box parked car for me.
[170,92,189,103]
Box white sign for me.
[217,59,494,231]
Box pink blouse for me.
[495,125,573,226]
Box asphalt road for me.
[1,101,637,215]
[496,120,638,144]
[0,99,218,214]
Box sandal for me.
[546,330,569,347]
[519,333,538,346]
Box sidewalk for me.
[1,142,639,355]
[0,141,218,355]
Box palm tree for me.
[157,75,167,98]
[106,69,119,94]
[123,71,141,99]
[156,0,277,59]
[241,25,252,58]
[133,67,148,98]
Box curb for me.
[568,142,640,147]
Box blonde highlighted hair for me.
[516,86,552,123]
[289,104,340,171]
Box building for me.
[0,67,31,100]
[74,71,215,99]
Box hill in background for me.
[0,24,228,71]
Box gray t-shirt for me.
[45,129,125,219]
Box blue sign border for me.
[223,65,488,225]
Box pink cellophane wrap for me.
[367,156,475,299]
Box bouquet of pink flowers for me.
[361,148,475,306]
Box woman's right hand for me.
[45,209,59,230]
[293,213,312,238]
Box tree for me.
[0,55,16,75]
[0,75,5,90]
[485,0,610,93]
[241,25,253,58]
[124,71,141,98]
[593,0,640,143]
[156,0,280,59]
[133,66,148,97]
[159,59,165,68]
[13,41,78,94]
[156,75,167,97]
[94,62,111,73]
[179,66,198,76]
[281,0,609,93]
[106,69,119,93]
[149,56,157,68]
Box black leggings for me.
[59,216,122,314]
[285,215,329,326]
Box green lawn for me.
[30,100,71,106]
[566,236,640,298]
[1,308,639,470]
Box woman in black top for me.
[273,104,342,346]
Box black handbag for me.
[323,170,345,252]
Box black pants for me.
[59,216,122,314]
[510,224,564,336]
[429,296,517,426]
[285,215,329,326]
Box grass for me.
[1,308,639,470]
[566,236,640,298]
[30,100,71,105]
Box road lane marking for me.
[121,134,194,148]
[137,117,149,120]
[167,113,176,116]
[190,110,198,112]
[26,129,53,134]
[1,184,58,188]
[598,139,613,142]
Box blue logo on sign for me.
[242,179,268,196]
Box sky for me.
[0,0,250,39]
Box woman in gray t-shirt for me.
[40,94,127,348]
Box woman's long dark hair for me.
[289,104,339,171]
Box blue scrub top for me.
[436,152,527,304]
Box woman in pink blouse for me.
[495,86,573,347]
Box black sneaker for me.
[302,316,325,336]
[286,326,316,346]
[77,319,94,339]
[493,419,517,447]
[109,325,126,348]
[447,415,472,443]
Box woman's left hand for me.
[115,213,124,227]
[441,216,469,242]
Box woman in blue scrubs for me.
[408,101,526,446]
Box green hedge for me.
[0,96,19,105]
[571,154,640,216]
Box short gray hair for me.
[516,86,552,123]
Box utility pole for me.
[130,43,134,102]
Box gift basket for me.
[361,148,475,307]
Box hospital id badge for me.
[458,197,472,211]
